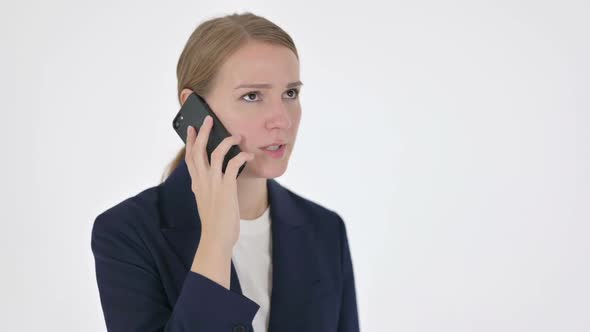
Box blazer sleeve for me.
[90,211,260,332]
[337,215,361,331]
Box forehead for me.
[217,41,300,86]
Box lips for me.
[260,144,286,151]
[260,144,287,158]
[260,142,287,149]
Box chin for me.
[242,160,289,179]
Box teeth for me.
[264,145,281,151]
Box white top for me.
[232,205,273,332]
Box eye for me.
[241,91,261,102]
[284,88,300,99]
[240,88,301,103]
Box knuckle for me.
[226,159,238,170]
[195,140,206,152]
[211,149,223,162]
[194,135,205,147]
[228,155,245,168]
[196,130,209,143]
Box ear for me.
[180,88,194,106]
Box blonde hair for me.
[160,12,299,183]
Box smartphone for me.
[172,92,246,178]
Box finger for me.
[193,115,213,171]
[224,151,254,181]
[210,134,243,175]
[185,125,197,176]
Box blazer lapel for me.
[158,159,322,330]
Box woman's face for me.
[182,41,302,179]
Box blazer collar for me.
[159,158,306,230]
[157,159,322,330]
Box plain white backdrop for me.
[2,0,589,331]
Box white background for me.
[2,0,589,331]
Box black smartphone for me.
[172,92,246,178]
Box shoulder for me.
[277,182,346,232]
[277,183,352,278]
[91,186,160,245]
[91,186,164,279]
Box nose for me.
[265,99,293,130]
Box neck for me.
[236,176,268,220]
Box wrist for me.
[199,234,233,257]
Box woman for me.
[91,12,360,332]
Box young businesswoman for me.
[91,12,360,332]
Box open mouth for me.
[261,144,284,151]
[260,144,286,158]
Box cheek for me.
[291,109,302,132]
[235,124,262,151]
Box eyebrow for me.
[234,81,303,90]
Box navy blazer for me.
[91,159,360,332]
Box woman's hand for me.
[185,115,255,254]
